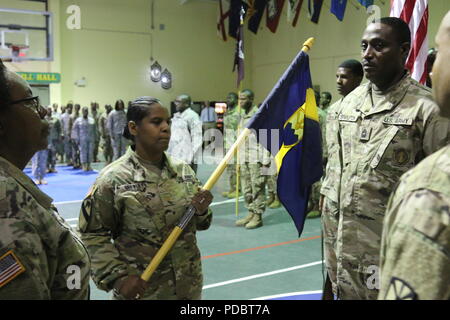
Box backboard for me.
[0,8,53,62]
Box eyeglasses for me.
[8,96,45,117]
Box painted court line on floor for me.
[202,261,324,290]
[201,235,322,260]
[251,290,323,300]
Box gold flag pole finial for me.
[302,37,315,52]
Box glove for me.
[114,275,148,300]
[191,190,213,215]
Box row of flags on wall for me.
[218,0,379,41]
[229,0,429,235]
[230,0,429,88]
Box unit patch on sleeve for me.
[0,250,26,288]
[384,277,418,300]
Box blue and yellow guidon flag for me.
[246,51,323,236]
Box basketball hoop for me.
[7,44,29,62]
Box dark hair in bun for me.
[123,96,161,141]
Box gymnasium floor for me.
[25,154,325,300]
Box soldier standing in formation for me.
[100,104,113,164]
[378,11,450,300]
[235,89,268,230]
[78,96,213,300]
[0,60,90,299]
[320,59,363,299]
[46,107,62,173]
[172,94,203,173]
[60,103,73,165]
[308,91,333,218]
[90,102,101,163]
[222,92,241,198]
[107,99,128,160]
[333,17,450,299]
[70,104,82,169]
[72,106,97,171]
[167,109,194,165]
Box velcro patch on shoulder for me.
[0,250,26,288]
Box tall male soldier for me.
[333,17,450,299]
[320,59,363,299]
[379,11,450,300]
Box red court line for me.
[201,235,321,260]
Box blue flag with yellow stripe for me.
[246,51,323,236]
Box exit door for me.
[31,85,50,107]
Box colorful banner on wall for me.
[18,72,61,84]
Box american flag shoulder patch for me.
[0,250,26,288]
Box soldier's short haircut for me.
[338,59,364,77]
[123,96,161,141]
[0,59,11,111]
[241,89,254,100]
[376,17,411,47]
[322,91,332,100]
[228,92,238,99]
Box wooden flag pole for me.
[140,37,315,283]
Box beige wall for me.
[1,0,449,109]
[58,0,238,109]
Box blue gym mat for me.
[24,165,98,202]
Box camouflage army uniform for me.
[99,112,113,163]
[237,105,269,222]
[173,108,203,170]
[309,106,328,212]
[70,112,81,167]
[107,109,128,160]
[60,112,72,163]
[91,110,101,162]
[378,145,450,300]
[320,99,344,296]
[31,150,48,181]
[72,116,97,165]
[78,148,212,300]
[335,74,450,299]
[0,156,90,299]
[167,114,195,164]
[223,106,240,194]
[46,114,62,171]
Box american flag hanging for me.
[390,0,429,84]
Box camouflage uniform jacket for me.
[223,106,240,151]
[0,156,90,299]
[379,145,450,300]
[107,110,127,137]
[167,114,195,164]
[173,108,203,163]
[238,105,271,165]
[320,99,343,202]
[91,111,101,143]
[72,116,97,144]
[46,115,62,145]
[78,148,212,299]
[336,74,450,286]
[60,112,72,137]
[99,112,111,139]
[318,106,328,161]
